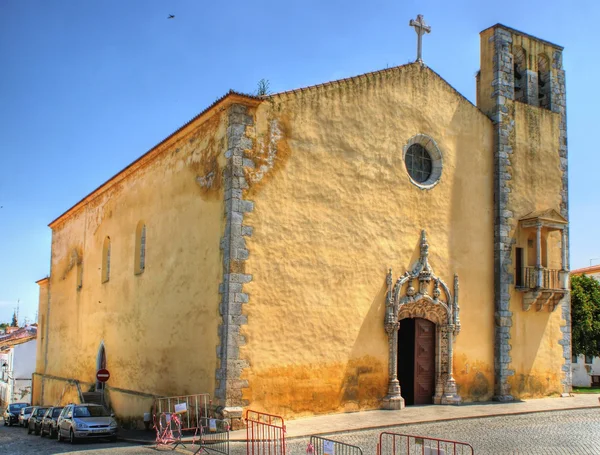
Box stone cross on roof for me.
[409,14,431,63]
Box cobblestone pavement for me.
[279,408,600,455]
[0,420,153,455]
[2,408,600,454]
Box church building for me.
[34,20,570,425]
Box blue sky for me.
[0,0,598,323]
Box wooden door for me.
[413,318,435,405]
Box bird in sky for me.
[168,14,175,19]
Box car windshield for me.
[23,407,33,414]
[52,408,63,417]
[36,407,48,415]
[8,404,26,412]
[73,406,110,418]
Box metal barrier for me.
[155,411,185,449]
[246,410,286,455]
[307,435,363,455]
[377,432,474,455]
[153,393,210,432]
[192,417,230,455]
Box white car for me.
[56,404,118,443]
[18,406,34,427]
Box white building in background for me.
[572,354,600,388]
[571,265,600,388]
[0,326,37,406]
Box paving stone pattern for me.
[278,409,600,455]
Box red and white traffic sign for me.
[96,368,110,383]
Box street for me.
[1,408,600,454]
[0,422,147,455]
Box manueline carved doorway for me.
[383,230,462,409]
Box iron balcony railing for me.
[518,266,562,290]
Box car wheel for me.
[69,429,76,444]
[3,419,6,426]
[109,435,117,443]
[57,429,63,442]
[27,424,32,435]
[35,425,40,436]
[40,427,45,437]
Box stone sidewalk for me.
[120,394,600,444]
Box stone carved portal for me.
[383,230,462,409]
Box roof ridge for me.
[269,62,416,98]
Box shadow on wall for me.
[340,278,388,412]
[446,102,496,402]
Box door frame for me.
[382,230,462,409]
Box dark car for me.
[27,406,48,435]
[2,403,29,426]
[40,406,63,438]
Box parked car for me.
[27,406,48,435]
[18,406,34,427]
[57,403,117,443]
[2,403,29,426]
[40,406,63,438]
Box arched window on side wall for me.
[102,237,111,283]
[135,222,146,274]
[537,54,551,110]
[513,46,527,103]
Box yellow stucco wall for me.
[509,93,565,398]
[240,63,496,417]
[479,27,567,398]
[38,108,228,418]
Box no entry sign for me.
[96,368,110,383]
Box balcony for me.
[516,266,568,311]
[516,209,569,312]
[520,266,564,290]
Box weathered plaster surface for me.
[38,110,228,417]
[241,63,496,417]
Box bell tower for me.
[477,24,569,401]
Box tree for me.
[256,79,270,96]
[0,322,8,332]
[571,274,600,358]
[10,310,17,327]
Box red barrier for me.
[377,431,474,455]
[246,410,286,455]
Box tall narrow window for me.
[515,248,524,287]
[102,237,111,283]
[537,54,551,110]
[513,46,527,103]
[135,222,147,274]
